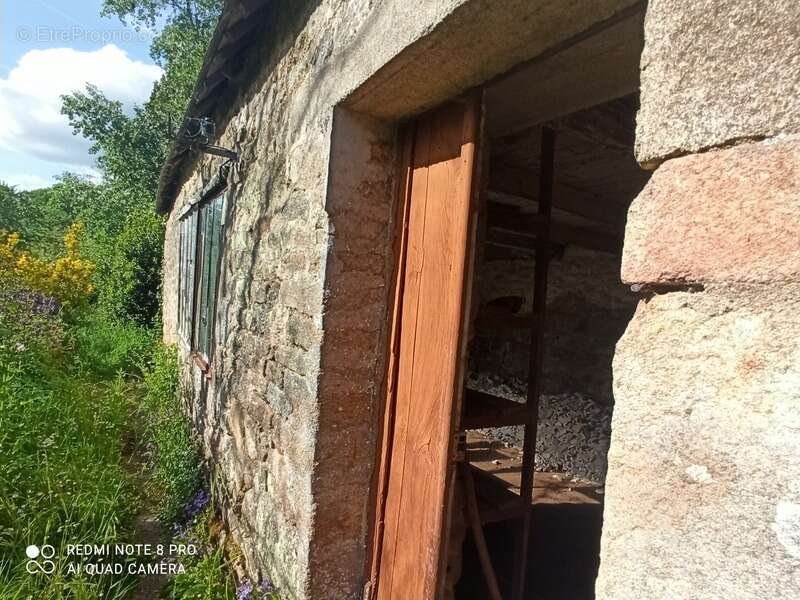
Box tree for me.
[1,175,103,259]
[0,183,27,236]
[57,0,222,326]
[61,87,162,202]
[101,1,222,32]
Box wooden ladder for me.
[458,127,556,600]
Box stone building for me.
[156,1,800,599]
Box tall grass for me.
[140,345,202,523]
[0,294,249,599]
[0,297,150,599]
[69,312,157,379]
[166,547,236,600]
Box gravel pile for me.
[467,372,612,484]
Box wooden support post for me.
[511,127,556,600]
[460,462,504,600]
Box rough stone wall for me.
[623,137,800,285]
[635,0,800,167]
[467,247,636,481]
[600,283,800,598]
[471,247,635,403]
[160,3,413,596]
[597,1,800,596]
[158,0,656,597]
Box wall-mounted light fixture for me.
[180,117,238,160]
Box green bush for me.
[141,345,202,522]
[92,205,165,327]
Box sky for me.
[0,0,164,190]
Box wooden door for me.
[373,95,483,600]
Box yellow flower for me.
[0,223,95,309]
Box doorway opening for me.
[369,6,649,600]
[447,9,649,598]
[452,91,647,600]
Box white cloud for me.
[2,165,102,191]
[3,173,52,191]
[0,44,162,167]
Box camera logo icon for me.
[25,545,56,575]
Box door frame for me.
[367,90,485,600]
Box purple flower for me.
[236,580,254,600]
[184,488,210,518]
[259,578,274,594]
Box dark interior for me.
[452,86,649,599]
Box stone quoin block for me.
[597,283,800,599]
[621,135,800,286]
[636,0,800,165]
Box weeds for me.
[165,502,278,600]
[0,291,268,599]
[69,311,157,379]
[0,295,146,599]
[140,345,202,523]
[166,547,235,600]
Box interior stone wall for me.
[467,247,636,481]
[598,1,800,596]
[471,247,635,403]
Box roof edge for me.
[155,0,270,214]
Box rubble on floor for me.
[467,372,612,483]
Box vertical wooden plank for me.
[375,94,482,600]
[393,105,463,599]
[368,125,415,595]
[436,92,483,600]
[377,116,433,600]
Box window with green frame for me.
[178,192,225,364]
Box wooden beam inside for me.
[489,162,627,228]
[462,389,529,429]
[486,202,622,254]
